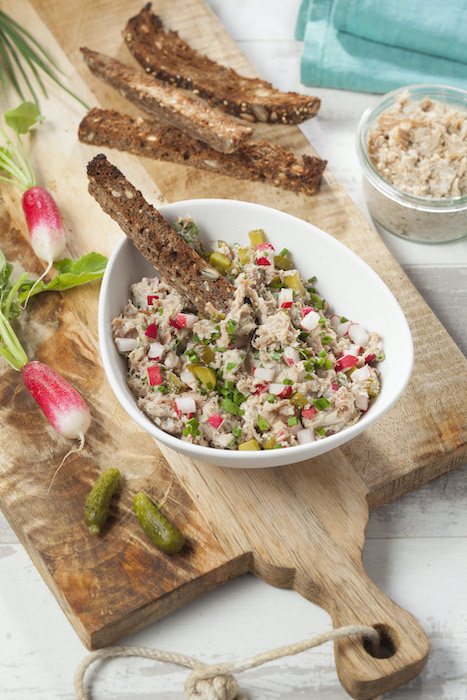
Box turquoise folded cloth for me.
[295,0,467,93]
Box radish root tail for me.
[47,433,86,494]
[22,260,53,309]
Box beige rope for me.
[74,624,381,700]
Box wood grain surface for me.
[0,1,465,698]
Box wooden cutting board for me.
[0,1,466,698]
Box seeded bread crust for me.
[81,47,253,155]
[124,4,320,125]
[87,154,235,313]
[79,108,326,195]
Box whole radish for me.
[0,103,68,288]
[22,187,66,268]
[22,361,91,445]
[22,361,92,492]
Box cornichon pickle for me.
[188,363,217,390]
[133,492,185,553]
[238,247,250,265]
[263,436,276,450]
[198,345,215,364]
[273,254,292,270]
[248,229,265,247]
[166,371,186,393]
[209,251,231,273]
[238,438,261,451]
[84,467,121,535]
[290,392,308,408]
[284,270,307,296]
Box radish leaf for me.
[5,101,43,135]
[17,252,108,302]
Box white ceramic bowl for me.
[98,198,413,468]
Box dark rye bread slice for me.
[124,4,321,125]
[79,108,327,196]
[81,47,253,155]
[87,154,235,314]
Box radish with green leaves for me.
[0,102,68,296]
[0,249,105,488]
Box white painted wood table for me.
[0,1,465,698]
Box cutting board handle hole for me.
[363,623,397,659]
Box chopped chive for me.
[314,397,331,411]
[232,427,242,438]
[316,427,326,436]
[279,248,289,256]
[221,398,244,415]
[224,380,234,390]
[267,393,276,403]
[287,416,299,426]
[257,416,269,431]
[226,362,237,371]
[325,359,333,369]
[340,316,349,324]
[283,378,293,385]
[318,350,327,358]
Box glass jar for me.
[356,84,467,244]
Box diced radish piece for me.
[300,309,320,331]
[174,396,196,418]
[347,344,361,357]
[115,337,137,353]
[254,241,274,265]
[176,313,198,329]
[351,365,372,382]
[329,314,341,330]
[297,427,314,444]
[208,413,224,429]
[301,306,314,316]
[255,367,276,382]
[283,347,300,366]
[269,383,293,398]
[279,288,293,308]
[254,382,269,395]
[147,294,159,305]
[335,354,359,371]
[169,317,182,330]
[180,369,195,385]
[147,364,163,386]
[365,353,376,364]
[301,407,317,420]
[355,394,369,412]
[331,382,339,391]
[148,341,165,360]
[144,323,158,339]
[337,320,352,336]
[348,322,369,346]
[255,242,275,252]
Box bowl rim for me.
[98,197,414,468]
[356,83,467,210]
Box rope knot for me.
[184,666,240,700]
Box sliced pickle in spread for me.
[188,364,217,390]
